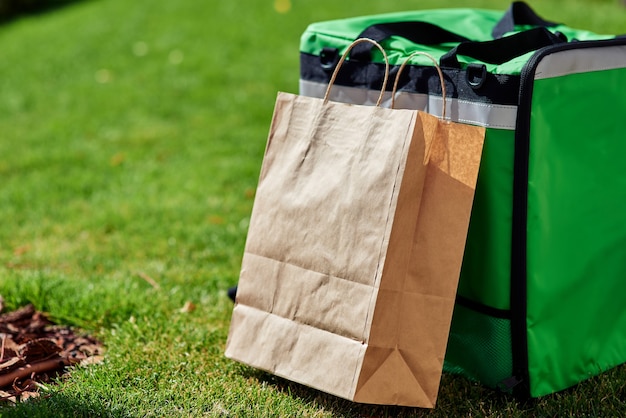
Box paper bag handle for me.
[391,51,447,120]
[324,38,390,107]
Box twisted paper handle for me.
[391,51,447,120]
[324,38,390,107]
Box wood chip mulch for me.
[0,298,105,404]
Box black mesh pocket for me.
[443,303,513,388]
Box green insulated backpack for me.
[299,2,626,398]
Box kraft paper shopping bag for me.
[225,40,485,407]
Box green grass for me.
[0,0,625,416]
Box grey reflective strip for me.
[535,45,626,80]
[299,79,517,130]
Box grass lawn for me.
[0,0,625,416]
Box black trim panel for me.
[300,52,521,106]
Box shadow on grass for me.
[241,365,626,417]
[239,367,503,418]
[0,0,89,24]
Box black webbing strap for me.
[350,21,470,61]
[492,1,559,39]
[440,27,565,68]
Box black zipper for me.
[510,37,626,398]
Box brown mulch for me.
[0,297,105,404]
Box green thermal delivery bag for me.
[299,2,626,398]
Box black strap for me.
[492,1,559,39]
[350,21,470,61]
[440,27,565,68]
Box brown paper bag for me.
[225,40,485,408]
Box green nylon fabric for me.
[299,6,624,395]
[300,8,500,52]
[300,8,505,71]
[458,128,514,310]
[300,9,612,74]
[527,66,626,397]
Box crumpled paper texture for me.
[226,92,485,407]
